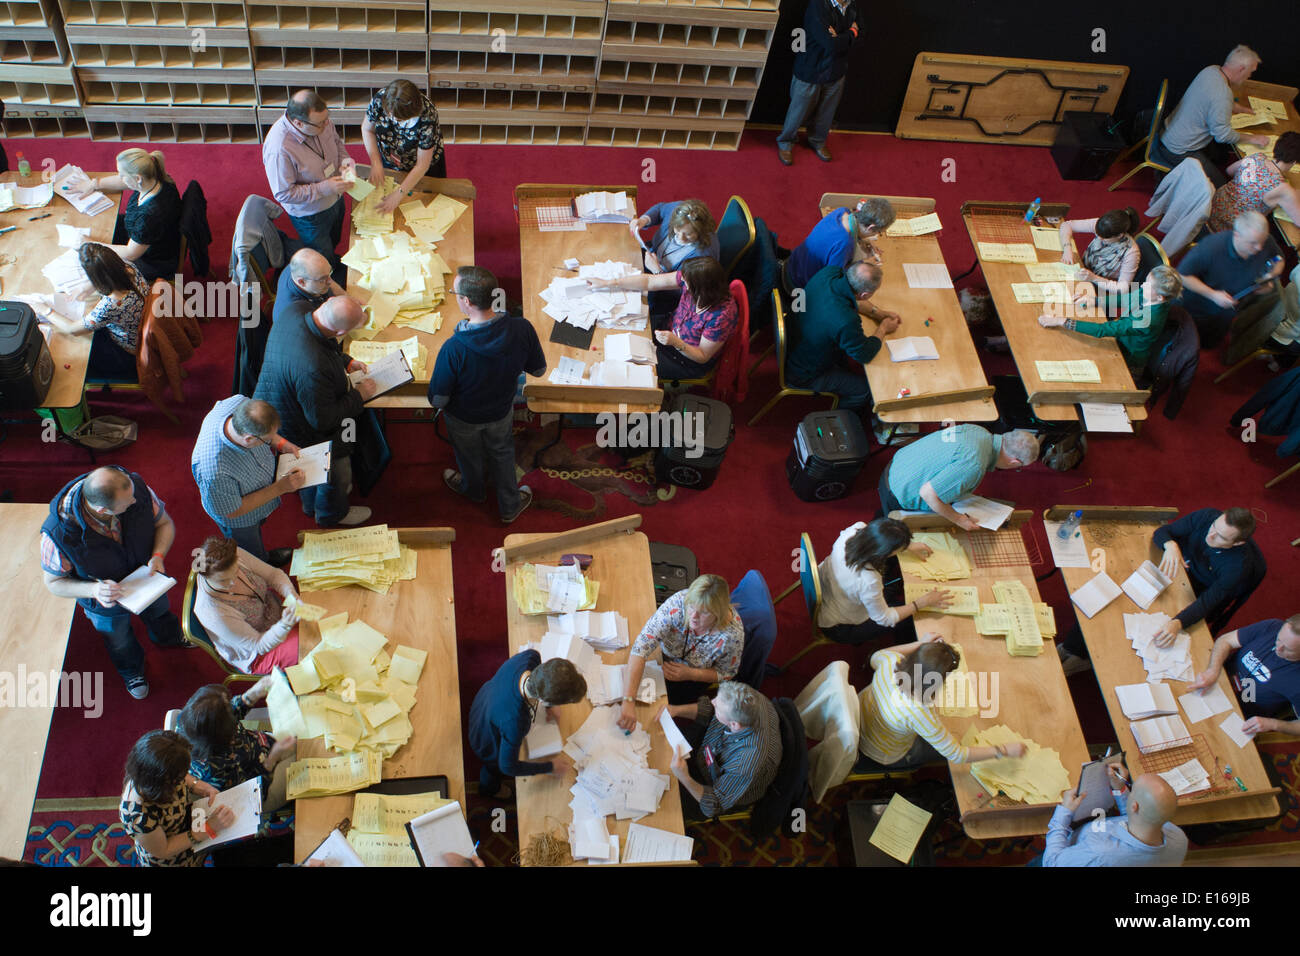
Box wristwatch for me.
[622,696,635,703]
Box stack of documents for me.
[1130,714,1191,754]
[903,582,980,616]
[406,801,476,866]
[547,610,630,651]
[42,247,90,297]
[1157,757,1211,796]
[980,579,1046,656]
[514,562,599,615]
[978,241,1037,263]
[1069,571,1122,618]
[1121,560,1172,610]
[1079,402,1133,434]
[1012,282,1070,304]
[0,181,53,212]
[885,335,940,361]
[896,532,971,581]
[351,175,397,237]
[1124,611,1193,682]
[1025,262,1078,283]
[574,190,633,223]
[347,791,451,867]
[974,602,1056,639]
[588,360,656,388]
[290,524,417,594]
[397,193,468,244]
[526,706,564,759]
[1029,226,1063,251]
[116,565,177,615]
[276,440,330,489]
[342,230,449,339]
[547,356,586,385]
[540,261,647,331]
[951,494,1014,530]
[346,335,430,383]
[622,823,694,864]
[1115,681,1178,719]
[1035,359,1102,383]
[53,164,115,215]
[963,724,1070,804]
[285,751,384,800]
[885,212,942,237]
[189,777,263,850]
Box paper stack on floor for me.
[1124,612,1193,681]
[290,524,417,594]
[963,724,1070,803]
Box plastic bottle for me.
[1057,509,1083,540]
[16,152,30,177]
[1023,197,1041,223]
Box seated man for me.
[1177,210,1283,348]
[783,261,900,409]
[273,248,344,322]
[879,425,1040,529]
[1189,614,1300,737]
[1042,770,1187,866]
[1151,45,1272,187]
[784,198,896,305]
[662,681,781,820]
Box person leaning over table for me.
[274,248,345,323]
[64,147,182,284]
[817,518,953,646]
[859,636,1027,766]
[361,78,446,215]
[1187,613,1300,738]
[468,650,584,800]
[178,678,297,813]
[192,535,302,675]
[617,573,745,731]
[784,198,897,301]
[1056,206,1140,311]
[1039,769,1187,867]
[879,425,1040,530]
[120,730,235,867]
[1208,131,1300,234]
[1178,211,1284,351]
[629,198,719,275]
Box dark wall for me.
[753,0,1300,133]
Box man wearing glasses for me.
[263,90,354,288]
[274,248,345,324]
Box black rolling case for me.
[785,410,870,501]
[649,542,699,607]
[653,394,734,490]
[0,301,53,409]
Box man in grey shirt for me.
[1154,45,1272,187]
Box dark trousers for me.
[82,593,181,679]
[666,678,711,706]
[444,410,523,519]
[1194,291,1281,351]
[478,760,506,798]
[87,328,138,381]
[1150,135,1230,189]
[652,311,717,381]
[299,454,352,527]
[216,519,269,563]
[289,199,346,288]
[877,464,903,518]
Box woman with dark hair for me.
[120,729,235,866]
[193,535,300,674]
[1057,206,1141,301]
[178,677,296,812]
[629,198,719,274]
[1208,131,1300,233]
[817,519,952,645]
[361,78,445,213]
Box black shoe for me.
[267,547,294,568]
[125,674,150,699]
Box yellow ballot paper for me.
[938,642,980,717]
[897,532,971,582]
[886,212,942,237]
[1013,282,1068,304]
[963,724,1070,804]
[868,793,933,863]
[346,830,419,867]
[1025,261,1078,283]
[352,791,450,835]
[286,595,329,622]
[285,751,383,800]
[904,583,980,615]
[284,659,322,695]
[1029,226,1062,251]
[978,242,1038,264]
[346,177,376,202]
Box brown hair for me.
[1274,132,1300,165]
[1223,507,1256,541]
[286,90,327,122]
[381,79,424,121]
[178,685,238,761]
[897,642,961,703]
[78,242,135,296]
[198,536,239,575]
[667,199,716,247]
[1096,207,1140,238]
[526,659,587,704]
[454,265,499,311]
[680,256,730,312]
[124,730,191,804]
[844,519,912,574]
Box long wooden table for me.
[502,515,686,864]
[344,171,475,410]
[0,504,80,860]
[894,510,1090,838]
[961,200,1149,424]
[0,171,120,411]
[292,527,464,862]
[515,183,662,415]
[1235,80,1300,249]
[1046,505,1281,825]
[819,192,996,424]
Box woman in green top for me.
[1037,266,1183,372]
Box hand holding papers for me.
[1121,560,1172,610]
[405,801,475,866]
[277,440,330,489]
[190,777,262,849]
[1218,713,1257,749]
[350,346,413,400]
[950,494,1013,530]
[116,565,177,615]
[658,707,692,757]
[53,165,114,216]
[1125,612,1193,682]
[1178,684,1233,723]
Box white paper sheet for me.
[406,801,475,866]
[1218,713,1257,749]
[885,336,940,362]
[116,565,177,615]
[1178,685,1233,724]
[276,440,331,488]
[658,707,693,757]
[1079,402,1132,433]
[1115,681,1178,720]
[1070,571,1122,618]
[1121,560,1172,610]
[622,823,694,863]
[902,262,953,289]
[950,494,1014,530]
[191,776,262,849]
[1044,519,1091,568]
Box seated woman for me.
[120,729,236,867]
[1038,265,1184,374]
[362,78,445,213]
[591,256,738,381]
[629,198,719,275]
[193,535,300,675]
[68,148,181,283]
[178,677,297,813]
[618,573,744,730]
[1207,132,1300,234]
[859,637,1027,767]
[817,519,953,645]
[1057,207,1141,311]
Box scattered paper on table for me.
[1178,684,1233,724]
[1218,712,1257,749]
[902,262,952,289]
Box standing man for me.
[40,467,184,699]
[254,295,378,527]
[775,0,864,166]
[428,266,546,524]
[191,396,305,566]
[273,248,345,323]
[262,90,353,287]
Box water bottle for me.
[1024,197,1041,223]
[16,152,30,177]
[1057,509,1083,540]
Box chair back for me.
[747,698,809,838]
[717,195,756,279]
[773,289,791,390]
[732,569,777,690]
[710,278,751,404]
[248,246,276,309]
[182,568,247,679]
[798,533,822,627]
[1145,79,1172,166]
[1133,233,1169,283]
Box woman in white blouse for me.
[193,536,300,674]
[817,519,952,645]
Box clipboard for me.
[1070,750,1127,828]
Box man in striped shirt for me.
[662,681,781,819]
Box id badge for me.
[324,163,336,178]
[704,746,714,767]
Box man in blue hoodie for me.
[776,0,865,165]
[428,266,547,523]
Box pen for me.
[473,840,480,854]
[0,226,16,235]
[29,213,50,221]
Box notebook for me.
[405,802,475,867]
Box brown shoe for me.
[778,147,793,166]
[813,145,832,162]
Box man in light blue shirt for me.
[1043,771,1188,867]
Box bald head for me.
[1232,210,1271,258]
[288,248,333,295]
[83,467,133,513]
[315,295,366,335]
[286,89,327,124]
[1129,773,1178,827]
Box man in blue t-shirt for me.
[428,266,546,523]
[1189,615,1300,737]
[1177,211,1283,347]
[784,198,896,297]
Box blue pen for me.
[473,840,480,854]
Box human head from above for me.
[1220,45,1261,86]
[995,429,1040,469]
[1274,615,1300,662]
[1094,207,1140,242]
[852,197,896,247]
[195,535,240,586]
[124,729,192,803]
[116,147,171,191]
[452,265,499,317]
[288,248,333,296]
[227,398,280,449]
[897,641,961,705]
[1231,210,1270,258]
[78,242,136,296]
[380,78,423,126]
[1272,132,1300,172]
[285,89,330,137]
[679,256,730,312]
[82,465,136,517]
[1205,507,1255,549]
[177,685,240,762]
[1127,773,1178,828]
[683,573,733,636]
[667,200,716,249]
[711,680,760,732]
[1143,265,1183,303]
[845,260,883,302]
[524,659,587,707]
[845,518,913,575]
[314,295,366,338]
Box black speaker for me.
[1051,112,1127,181]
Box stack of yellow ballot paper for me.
[937,642,980,717]
[897,532,972,581]
[346,791,452,866]
[513,562,600,615]
[352,175,397,238]
[988,579,1044,657]
[962,724,1070,804]
[975,602,1056,642]
[285,751,384,800]
[904,583,980,616]
[290,524,417,594]
[344,231,451,340]
[346,335,431,382]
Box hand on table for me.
[908,542,933,559]
[1000,741,1027,759]
[1153,618,1183,648]
[1060,247,1075,265]
[1242,716,1276,735]
[918,588,953,610]
[549,754,574,777]
[1038,313,1067,328]
[875,313,902,336]
[616,699,637,732]
[953,512,981,532]
[377,192,403,215]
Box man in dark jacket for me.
[40,467,184,699]
[254,294,378,526]
[776,0,865,165]
[428,266,546,523]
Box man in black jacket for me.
[776,0,864,165]
[254,295,378,527]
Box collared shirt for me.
[784,265,882,385]
[1161,65,1241,155]
[692,692,781,817]
[631,588,744,681]
[817,521,899,629]
[262,114,350,218]
[859,649,970,765]
[191,396,279,529]
[887,424,1000,512]
[40,482,165,576]
[1043,793,1188,866]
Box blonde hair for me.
[668,200,716,247]
[716,681,760,727]
[683,573,733,629]
[1147,265,1182,300]
[116,147,172,186]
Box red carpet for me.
[2,128,1297,817]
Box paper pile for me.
[352,175,398,237]
[52,165,115,216]
[342,230,449,340]
[514,562,599,615]
[540,261,648,331]
[885,212,942,237]
[1124,612,1193,682]
[1036,359,1102,384]
[574,190,633,223]
[42,247,90,297]
[1070,571,1122,618]
[1121,560,1171,610]
[346,335,430,382]
[1115,681,1178,720]
[289,524,417,594]
[904,582,980,616]
[0,181,53,212]
[937,642,980,717]
[285,751,384,800]
[346,791,451,867]
[399,193,468,243]
[547,610,629,651]
[974,602,1056,639]
[1158,757,1210,796]
[622,823,693,863]
[588,360,656,388]
[1130,714,1191,754]
[897,532,971,581]
[962,724,1070,804]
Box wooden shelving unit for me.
[85,103,258,141]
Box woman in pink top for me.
[193,535,300,674]
[1208,132,1300,233]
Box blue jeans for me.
[289,199,346,287]
[216,519,268,562]
[790,366,872,409]
[444,410,522,519]
[82,593,180,679]
[299,454,352,526]
[777,76,846,150]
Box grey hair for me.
[717,681,760,727]
[1233,210,1269,239]
[288,248,330,282]
[853,198,896,235]
[1001,429,1041,465]
[845,260,883,297]
[1224,45,1260,70]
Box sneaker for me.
[501,486,534,524]
[125,675,149,699]
[443,468,485,503]
[337,506,372,526]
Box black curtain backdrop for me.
[751,0,1300,135]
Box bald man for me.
[1041,768,1188,866]
[1178,210,1283,348]
[273,248,345,324]
[40,467,184,699]
[255,294,378,527]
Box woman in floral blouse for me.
[361,78,445,215]
[617,574,744,729]
[1208,132,1300,233]
[120,730,235,867]
[38,242,150,380]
